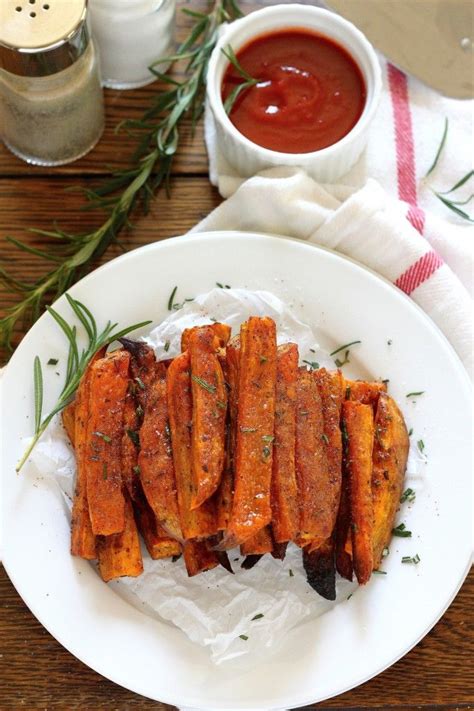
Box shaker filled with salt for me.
[88,0,176,90]
[0,0,104,166]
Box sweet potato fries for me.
[63,316,409,597]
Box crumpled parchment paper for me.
[26,289,420,664]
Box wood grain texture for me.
[0,0,472,706]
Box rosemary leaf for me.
[33,356,43,435]
[425,117,448,177]
[330,340,361,357]
[222,45,260,114]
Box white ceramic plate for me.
[1,232,471,709]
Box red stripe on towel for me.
[395,251,444,295]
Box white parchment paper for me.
[25,289,421,664]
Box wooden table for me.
[1,1,472,708]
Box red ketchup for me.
[222,29,366,154]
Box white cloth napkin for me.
[199,58,474,377]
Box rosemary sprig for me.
[423,118,474,221]
[222,45,261,114]
[16,294,151,472]
[0,0,243,355]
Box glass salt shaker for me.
[0,0,105,166]
[88,0,176,90]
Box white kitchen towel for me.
[199,57,473,376]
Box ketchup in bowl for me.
[221,29,366,154]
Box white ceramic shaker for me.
[89,0,176,90]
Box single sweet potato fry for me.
[189,326,228,508]
[240,526,273,556]
[62,401,76,446]
[182,539,219,577]
[70,347,106,559]
[86,349,130,536]
[138,360,182,540]
[372,393,409,568]
[181,322,231,352]
[303,537,336,601]
[216,336,240,531]
[342,400,375,585]
[345,380,387,408]
[133,491,181,560]
[224,317,277,546]
[271,343,299,543]
[167,352,217,539]
[121,388,140,501]
[97,495,143,582]
[295,367,332,548]
[307,368,344,556]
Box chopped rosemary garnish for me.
[127,429,140,447]
[425,117,448,177]
[417,439,425,454]
[164,340,170,352]
[216,282,231,289]
[345,386,351,400]
[408,428,413,436]
[289,569,294,577]
[262,435,274,443]
[102,463,108,481]
[167,286,178,311]
[262,446,271,459]
[259,355,268,364]
[387,339,393,346]
[321,433,329,444]
[135,376,145,390]
[191,374,216,394]
[241,426,257,432]
[133,465,141,475]
[217,400,226,409]
[373,570,387,575]
[392,523,412,538]
[400,488,416,504]
[93,431,112,443]
[303,360,319,370]
[330,340,361,357]
[382,547,390,558]
[251,613,264,621]
[0,1,244,353]
[15,296,150,473]
[334,351,350,368]
[222,45,261,114]
[47,358,58,366]
[239,634,248,641]
[402,554,420,565]
[406,391,424,398]
[136,404,144,419]
[382,378,390,384]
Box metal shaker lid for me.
[0,0,89,77]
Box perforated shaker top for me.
[0,0,89,76]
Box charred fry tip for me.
[216,550,234,573]
[241,554,263,570]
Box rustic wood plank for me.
[0,565,472,708]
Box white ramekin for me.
[206,4,382,183]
